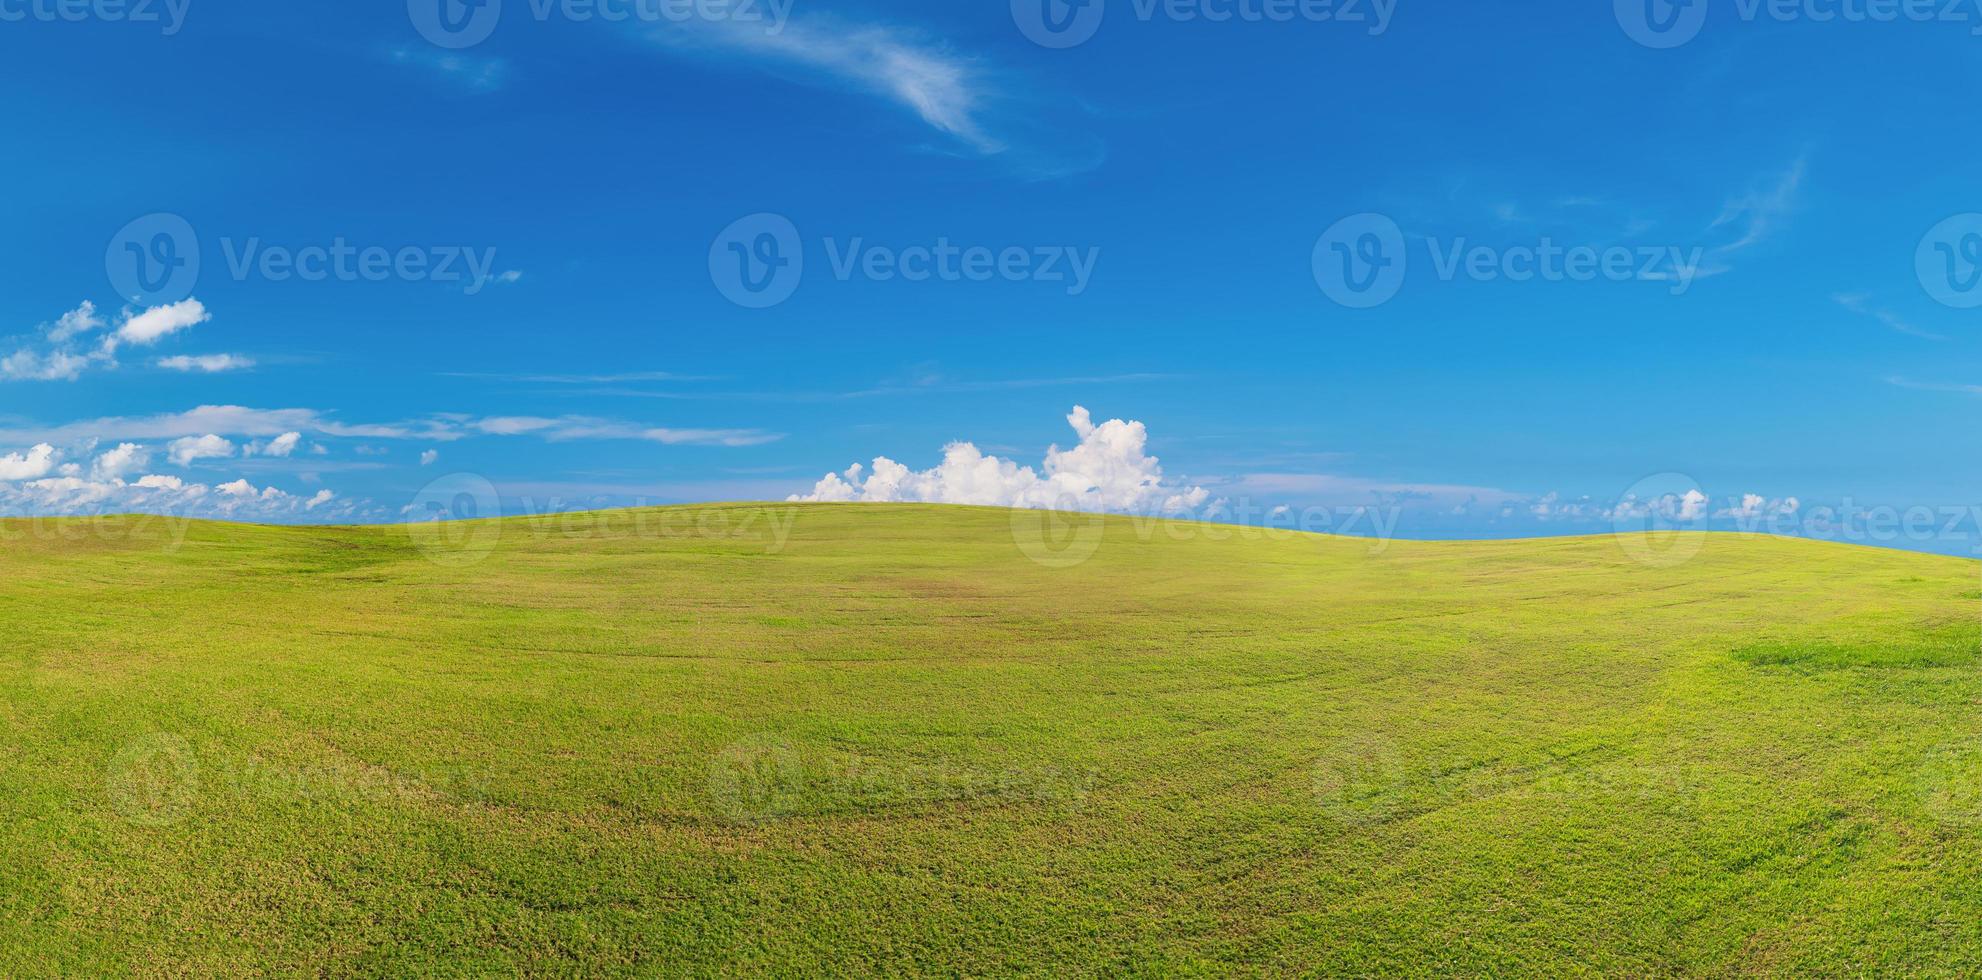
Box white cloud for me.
[158,353,255,373]
[1,348,95,382]
[3,300,215,382]
[420,450,439,466]
[656,15,997,153]
[91,443,151,480]
[116,299,211,347]
[471,415,782,446]
[0,473,356,523]
[1833,293,1942,341]
[0,405,781,454]
[167,434,236,467]
[46,302,108,343]
[1710,156,1805,257]
[1719,493,1800,521]
[794,406,1211,514]
[245,432,302,458]
[0,444,60,481]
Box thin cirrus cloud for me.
[159,353,257,373]
[0,405,781,450]
[646,13,1103,177]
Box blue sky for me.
[3,0,1980,552]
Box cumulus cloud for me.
[0,473,353,522]
[244,432,302,458]
[3,300,216,382]
[1719,493,1800,521]
[46,302,108,343]
[91,443,150,480]
[793,406,1212,514]
[115,299,211,347]
[0,444,60,481]
[0,348,95,382]
[167,434,236,467]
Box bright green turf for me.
[3,504,1981,976]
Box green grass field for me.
[3,503,1980,975]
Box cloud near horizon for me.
[794,406,1213,514]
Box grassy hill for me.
[2,503,1980,975]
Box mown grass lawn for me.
[1,503,1979,975]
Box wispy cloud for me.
[388,46,508,92]
[1710,156,1806,257]
[1834,293,1944,341]
[0,405,779,449]
[653,15,997,152]
[1887,376,1982,396]
[644,12,1102,177]
[471,416,782,447]
[442,370,720,384]
[159,353,257,373]
[544,372,1178,403]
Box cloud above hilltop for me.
[793,406,1212,514]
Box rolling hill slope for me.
[1,504,1979,975]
